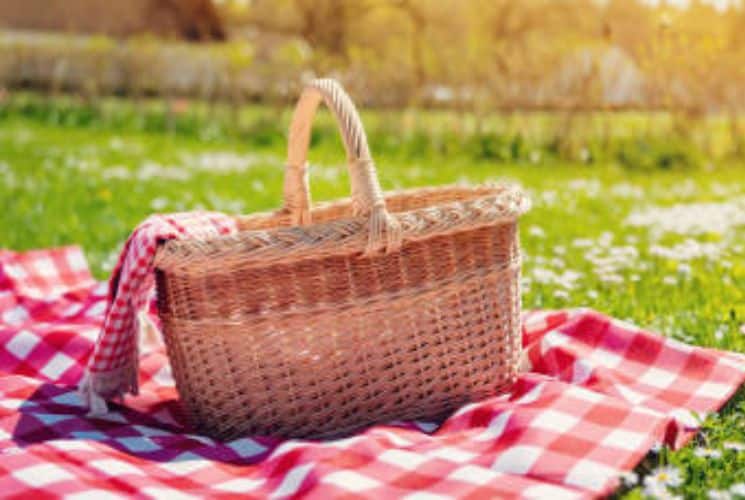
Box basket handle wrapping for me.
[283,78,401,254]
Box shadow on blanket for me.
[10,381,278,466]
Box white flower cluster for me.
[649,240,728,262]
[93,152,284,183]
[529,265,584,289]
[610,182,645,199]
[182,152,279,174]
[626,198,745,237]
[640,465,682,498]
[567,178,602,198]
[584,237,640,285]
[623,442,745,499]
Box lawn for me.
[2,96,745,498]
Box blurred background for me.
[0,0,743,165]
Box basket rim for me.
[154,183,530,273]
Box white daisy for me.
[723,441,745,452]
[709,490,732,500]
[715,326,728,341]
[730,483,745,496]
[663,276,678,286]
[643,465,683,498]
[677,263,692,275]
[694,447,722,459]
[619,470,638,486]
[528,226,545,238]
[150,197,169,211]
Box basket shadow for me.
[10,382,275,466]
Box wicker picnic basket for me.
[153,79,530,441]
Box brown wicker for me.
[153,78,530,441]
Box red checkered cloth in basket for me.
[0,245,744,499]
[78,212,237,415]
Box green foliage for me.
[615,136,703,171]
[3,92,739,174]
[467,133,528,162]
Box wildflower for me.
[693,447,722,459]
[138,162,191,181]
[626,199,745,237]
[740,324,745,335]
[532,267,555,284]
[97,188,112,201]
[183,151,266,174]
[709,490,732,500]
[528,226,545,238]
[540,191,558,206]
[723,441,745,452]
[599,273,624,285]
[550,258,565,269]
[587,290,599,300]
[677,263,692,275]
[553,290,569,301]
[643,466,683,497]
[730,483,745,496]
[619,470,638,486]
[715,326,727,341]
[650,240,724,262]
[611,182,644,199]
[150,197,169,211]
[598,231,615,247]
[101,166,132,180]
[572,238,594,248]
[663,276,677,286]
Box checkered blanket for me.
[1,246,744,499]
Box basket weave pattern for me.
[154,79,529,440]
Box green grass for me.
[2,96,745,498]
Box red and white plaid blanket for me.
[1,245,744,499]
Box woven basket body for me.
[153,80,529,440]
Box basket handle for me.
[283,78,401,254]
